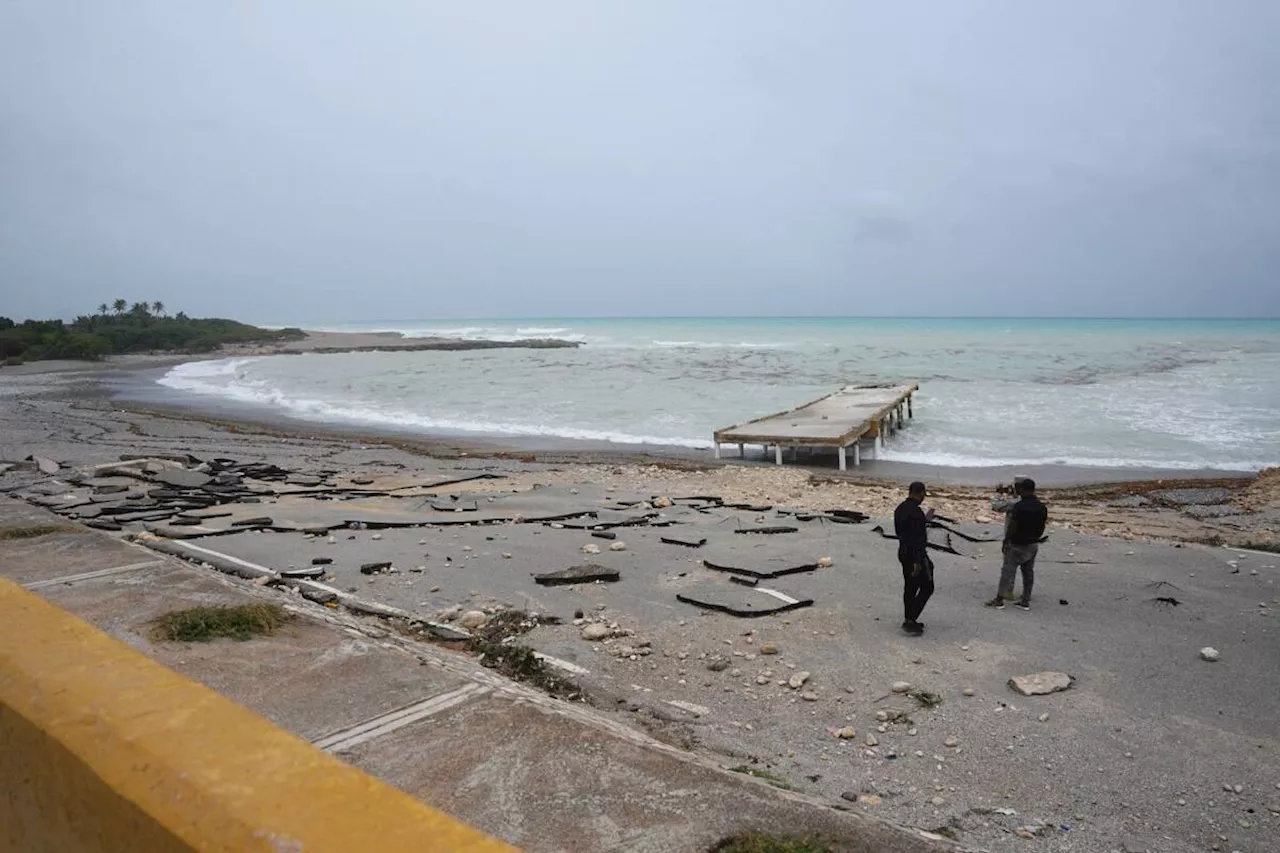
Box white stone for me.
[1038,712,1050,722]
[865,733,878,746]
[1200,646,1221,662]
[581,623,611,641]
[371,533,382,540]
[1008,671,1073,696]
[581,543,601,554]
[891,681,911,693]
[652,496,674,508]
[817,556,833,568]
[962,687,976,697]
[610,541,628,552]
[835,726,857,739]
[789,671,811,689]
[944,736,959,748]
[458,610,487,629]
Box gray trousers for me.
[998,543,1038,602]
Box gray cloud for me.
[2,1,1279,322]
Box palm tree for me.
[130,302,151,319]
[112,299,127,317]
[151,301,166,318]
[97,302,109,316]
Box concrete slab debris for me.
[534,564,621,586]
[676,580,813,617]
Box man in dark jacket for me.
[985,478,1049,611]
[894,481,934,635]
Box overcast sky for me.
[3,1,1279,323]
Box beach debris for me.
[590,530,616,540]
[581,543,601,555]
[788,671,810,689]
[280,566,325,579]
[609,540,627,551]
[729,575,757,587]
[360,561,392,575]
[665,700,710,717]
[310,557,333,565]
[759,642,779,655]
[1008,671,1074,696]
[580,622,612,641]
[661,535,706,548]
[652,496,674,508]
[817,555,834,568]
[891,681,912,694]
[153,468,212,489]
[701,557,820,580]
[458,610,487,630]
[1200,646,1221,662]
[534,564,620,586]
[734,525,799,535]
[676,581,813,618]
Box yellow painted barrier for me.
[0,577,516,853]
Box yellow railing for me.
[0,577,516,853]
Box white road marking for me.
[313,683,492,752]
[23,559,165,590]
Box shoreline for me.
[2,343,1268,490]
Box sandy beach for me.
[2,349,1278,852]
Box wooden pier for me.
[712,383,919,470]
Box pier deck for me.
[713,383,918,470]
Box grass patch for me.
[710,831,833,853]
[0,523,78,541]
[727,766,798,791]
[151,603,290,643]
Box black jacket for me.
[1006,495,1048,546]
[893,497,929,564]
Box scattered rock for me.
[1008,671,1073,696]
[962,687,976,697]
[789,671,810,689]
[501,552,512,559]
[581,543,601,555]
[458,611,487,630]
[817,556,833,568]
[370,532,383,541]
[360,561,392,575]
[1200,646,1221,662]
[760,642,779,655]
[944,736,959,748]
[857,794,882,806]
[865,733,878,747]
[534,564,620,585]
[652,496,673,508]
[581,623,612,641]
[1038,712,1050,723]
[609,541,627,552]
[33,456,60,475]
[706,657,729,672]
[835,726,857,739]
[891,681,912,693]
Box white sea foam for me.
[151,318,1280,471]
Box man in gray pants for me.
[985,478,1048,611]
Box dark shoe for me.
[901,620,915,633]
[1015,601,1031,611]
[984,597,1006,609]
[905,620,924,635]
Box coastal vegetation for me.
[0,300,303,363]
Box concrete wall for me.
[0,577,514,853]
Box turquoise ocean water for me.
[158,318,1280,472]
